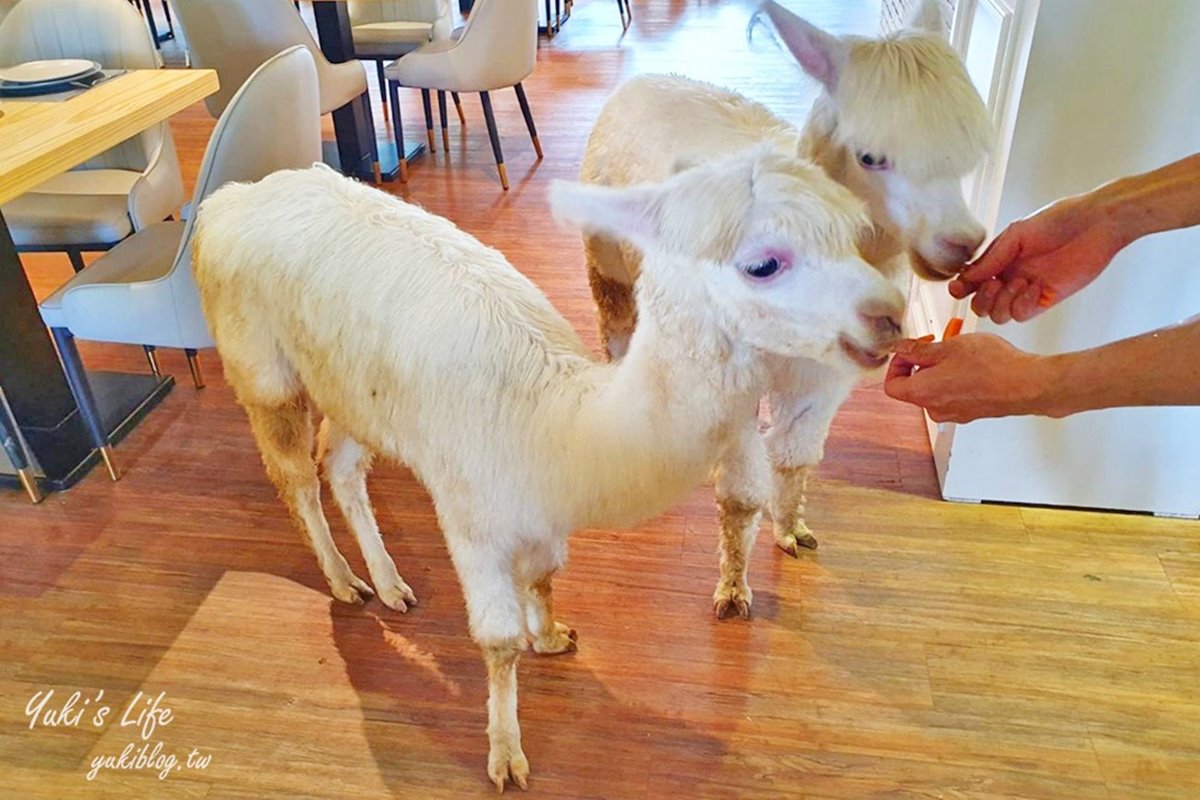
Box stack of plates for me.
[0,59,104,97]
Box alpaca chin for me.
[908,248,957,282]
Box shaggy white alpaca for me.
[580,0,993,618]
[193,158,902,790]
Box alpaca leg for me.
[447,539,530,791]
[767,361,855,556]
[712,413,769,620]
[526,573,577,654]
[321,420,418,611]
[583,233,639,361]
[519,544,576,654]
[243,399,372,604]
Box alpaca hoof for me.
[533,622,577,655]
[713,583,752,620]
[776,528,819,557]
[377,576,418,612]
[488,742,529,792]
[330,573,374,605]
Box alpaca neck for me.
[557,254,764,528]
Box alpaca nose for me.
[858,298,904,343]
[936,231,986,264]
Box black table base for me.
[0,371,174,493]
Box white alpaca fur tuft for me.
[579,2,994,620]
[193,157,899,789]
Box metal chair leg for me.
[50,327,119,481]
[437,90,450,152]
[185,348,205,389]
[479,91,507,190]
[375,61,389,122]
[0,391,42,504]
[514,83,543,160]
[143,345,161,378]
[421,89,436,152]
[160,0,174,37]
[451,91,466,125]
[67,249,86,273]
[387,79,409,183]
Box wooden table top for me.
[0,68,218,206]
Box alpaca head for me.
[761,0,993,281]
[551,147,906,372]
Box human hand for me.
[948,192,1130,324]
[883,334,1056,423]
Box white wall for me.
[942,0,1200,516]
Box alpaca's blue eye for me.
[857,151,890,170]
[741,258,781,280]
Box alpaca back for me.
[194,165,591,491]
[583,74,800,191]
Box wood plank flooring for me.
[3,1,1198,797]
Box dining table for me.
[0,68,218,500]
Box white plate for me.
[0,59,100,85]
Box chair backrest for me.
[451,0,536,89]
[173,0,331,117]
[349,0,450,38]
[167,46,322,346]
[0,0,163,172]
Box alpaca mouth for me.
[908,249,958,282]
[839,336,890,369]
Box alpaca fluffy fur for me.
[578,0,993,618]
[193,156,900,790]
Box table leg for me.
[310,0,422,183]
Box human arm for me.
[883,315,1200,423]
[951,153,1200,324]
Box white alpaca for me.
[580,0,993,617]
[193,157,902,790]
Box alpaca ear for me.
[906,0,952,37]
[759,1,848,93]
[548,180,661,249]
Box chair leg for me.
[50,328,119,481]
[451,91,466,125]
[421,89,436,152]
[479,91,507,191]
[143,345,161,378]
[437,90,450,152]
[141,0,162,50]
[514,83,543,160]
[0,392,42,503]
[67,249,86,273]
[387,80,409,183]
[184,349,205,389]
[160,0,174,36]
[375,61,389,123]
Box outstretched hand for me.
[948,193,1129,324]
[883,334,1055,423]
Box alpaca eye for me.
[857,151,890,170]
[740,257,781,280]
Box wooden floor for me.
[4,1,1200,797]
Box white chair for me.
[38,45,323,480]
[348,0,464,136]
[385,0,542,190]
[0,0,184,272]
[173,0,366,121]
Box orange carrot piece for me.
[942,317,964,339]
